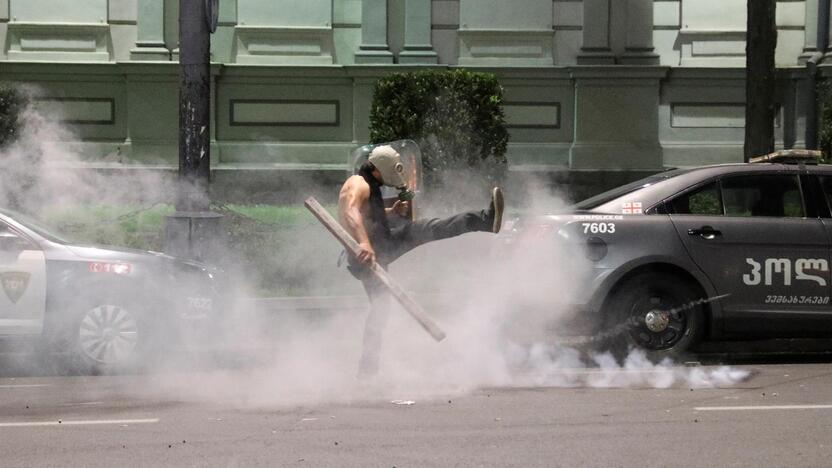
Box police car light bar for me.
[750,149,824,164]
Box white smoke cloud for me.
[0,94,751,407]
[0,88,175,215]
[509,345,750,389]
[128,169,751,408]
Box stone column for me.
[569,66,668,169]
[781,71,800,149]
[577,0,615,64]
[399,0,437,63]
[822,0,832,62]
[355,0,394,63]
[620,0,659,64]
[799,0,820,63]
[130,0,170,60]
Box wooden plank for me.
[304,197,446,342]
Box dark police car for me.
[511,150,832,358]
[0,208,222,372]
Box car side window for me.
[817,175,832,216]
[721,174,804,218]
[0,221,37,252]
[670,182,722,215]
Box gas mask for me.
[397,187,415,202]
[368,145,415,201]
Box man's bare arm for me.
[338,176,375,264]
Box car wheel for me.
[70,302,148,374]
[603,272,705,362]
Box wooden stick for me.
[304,197,446,342]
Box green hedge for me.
[820,82,832,161]
[369,69,509,188]
[0,86,27,148]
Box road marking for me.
[0,384,50,389]
[0,418,159,428]
[695,404,832,411]
[57,401,104,407]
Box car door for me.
[0,220,47,335]
[810,172,832,332]
[668,171,831,336]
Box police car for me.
[511,150,832,358]
[0,208,222,372]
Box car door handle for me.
[687,226,722,240]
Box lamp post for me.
[164,0,222,262]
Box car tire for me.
[66,300,153,374]
[602,272,705,363]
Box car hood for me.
[71,243,208,266]
[64,244,217,273]
[66,244,173,261]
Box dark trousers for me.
[377,209,492,266]
[351,209,492,376]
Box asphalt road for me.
[1,357,831,467]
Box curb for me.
[241,295,368,312]
[240,293,455,313]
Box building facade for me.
[0,0,828,199]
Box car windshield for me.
[573,169,688,210]
[0,209,72,244]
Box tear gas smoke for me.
[132,167,750,407]
[0,90,175,213]
[0,95,750,407]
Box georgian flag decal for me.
[0,272,30,304]
[622,202,643,214]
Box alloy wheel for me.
[78,304,139,365]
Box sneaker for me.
[488,187,504,233]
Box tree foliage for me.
[819,83,832,162]
[0,86,26,149]
[369,69,509,188]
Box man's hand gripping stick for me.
[304,197,446,342]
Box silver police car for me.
[512,150,832,359]
[0,208,223,373]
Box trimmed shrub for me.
[820,82,832,162]
[369,69,509,188]
[0,86,27,148]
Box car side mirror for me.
[0,231,31,252]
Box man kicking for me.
[338,144,504,377]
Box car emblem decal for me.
[0,271,30,304]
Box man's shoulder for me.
[344,174,369,188]
[341,174,370,196]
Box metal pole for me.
[164,0,223,263]
[178,0,211,211]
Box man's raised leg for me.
[389,187,504,259]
